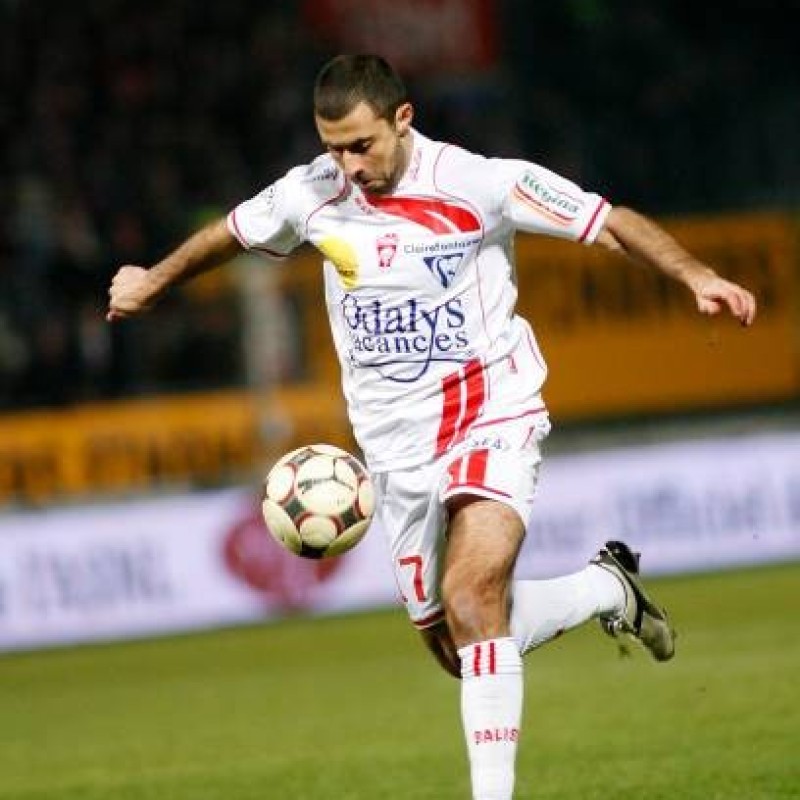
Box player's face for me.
[316,101,414,195]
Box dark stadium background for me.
[1,0,796,410]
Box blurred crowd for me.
[507,1,800,212]
[1,0,797,410]
[0,1,327,408]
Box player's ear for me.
[394,102,413,135]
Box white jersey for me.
[228,130,610,472]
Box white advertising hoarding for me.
[519,431,800,577]
[0,431,798,652]
[0,490,398,652]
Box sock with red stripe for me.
[458,637,523,800]
[510,564,625,654]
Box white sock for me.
[510,565,625,655]
[459,637,523,800]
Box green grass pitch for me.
[1,562,797,799]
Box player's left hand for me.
[106,264,159,322]
[692,274,757,327]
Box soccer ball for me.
[261,443,375,559]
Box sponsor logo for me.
[473,727,519,744]
[514,170,583,224]
[403,236,480,255]
[376,233,399,269]
[423,252,463,287]
[318,236,359,289]
[340,293,472,382]
[403,237,478,287]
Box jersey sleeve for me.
[495,159,611,245]
[227,171,304,259]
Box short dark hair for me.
[313,54,408,122]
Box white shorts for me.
[373,409,549,629]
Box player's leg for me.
[423,544,674,663]
[437,434,628,659]
[420,546,673,669]
[443,495,525,800]
[419,620,460,678]
[510,541,675,661]
[509,562,627,654]
[443,495,522,644]
[439,416,668,660]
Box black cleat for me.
[591,541,676,662]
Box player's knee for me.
[442,573,505,644]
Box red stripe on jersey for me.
[435,359,486,456]
[447,457,464,488]
[473,643,482,677]
[460,359,485,437]
[436,372,463,455]
[365,195,481,234]
[466,449,489,485]
[579,198,608,243]
[488,640,496,675]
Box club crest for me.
[376,233,399,269]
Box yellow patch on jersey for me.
[318,237,359,289]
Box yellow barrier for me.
[0,213,796,506]
[278,212,799,420]
[0,392,264,505]
[0,388,353,506]
[514,213,798,418]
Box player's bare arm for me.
[595,206,757,326]
[106,217,242,322]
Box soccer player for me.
[107,55,757,800]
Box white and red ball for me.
[261,444,374,559]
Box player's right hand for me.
[691,273,757,327]
[106,265,159,322]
